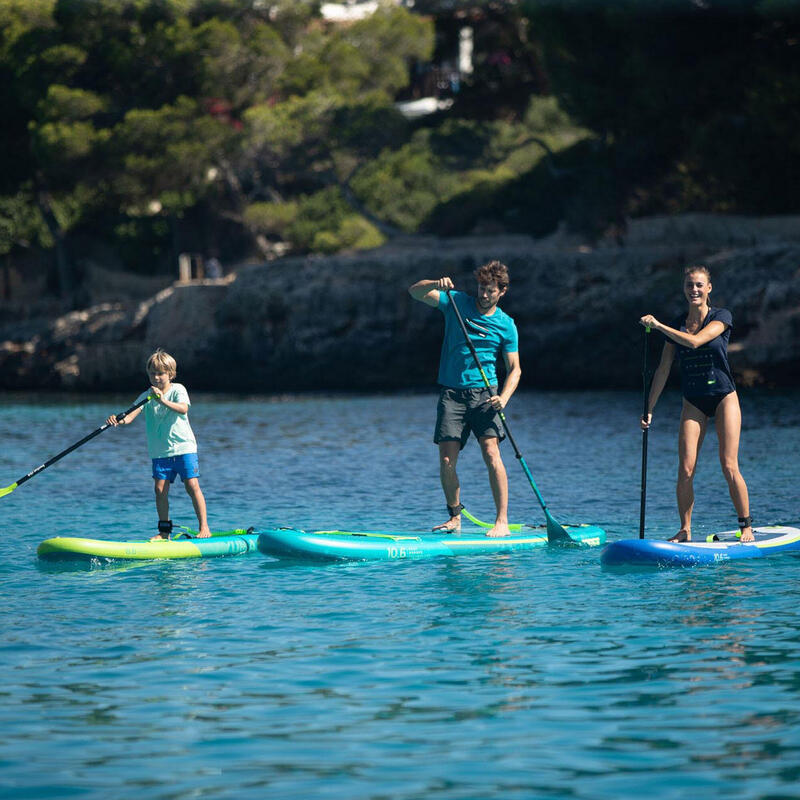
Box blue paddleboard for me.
[601,524,800,568]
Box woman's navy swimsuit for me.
[685,393,728,418]
[669,307,736,418]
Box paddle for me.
[639,327,651,539]
[444,288,574,543]
[0,396,152,499]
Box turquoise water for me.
[2,390,800,799]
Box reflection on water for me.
[2,391,800,799]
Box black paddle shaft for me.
[14,396,150,488]
[639,329,650,539]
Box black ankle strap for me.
[447,503,464,518]
[158,519,173,534]
[738,515,753,530]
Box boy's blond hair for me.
[146,349,177,378]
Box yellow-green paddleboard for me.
[37,528,257,561]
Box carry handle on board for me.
[444,288,575,544]
[0,395,152,499]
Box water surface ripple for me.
[2,390,800,799]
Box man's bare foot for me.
[149,533,169,542]
[433,516,461,533]
[486,521,511,538]
[196,527,212,539]
[740,525,754,543]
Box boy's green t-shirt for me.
[135,383,197,459]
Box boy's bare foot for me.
[486,521,511,538]
[433,516,461,533]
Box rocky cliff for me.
[2,214,799,392]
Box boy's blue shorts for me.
[151,453,200,483]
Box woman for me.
[639,265,753,543]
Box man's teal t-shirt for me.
[437,290,518,389]
[135,383,197,459]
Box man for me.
[409,260,521,537]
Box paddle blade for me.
[545,511,576,544]
[0,482,18,498]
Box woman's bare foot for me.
[196,526,212,539]
[668,529,691,543]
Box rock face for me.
[2,214,799,392]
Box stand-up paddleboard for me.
[37,527,258,561]
[257,523,606,562]
[601,524,800,568]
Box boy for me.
[106,349,211,539]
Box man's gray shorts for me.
[434,386,505,450]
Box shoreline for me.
[3,214,800,393]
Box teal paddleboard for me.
[37,528,258,561]
[257,524,606,562]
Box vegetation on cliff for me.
[1,0,798,309]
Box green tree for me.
[238,6,434,253]
[111,96,232,226]
[0,0,236,296]
[0,1,438,283]
[524,0,800,218]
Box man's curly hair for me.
[474,260,509,290]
